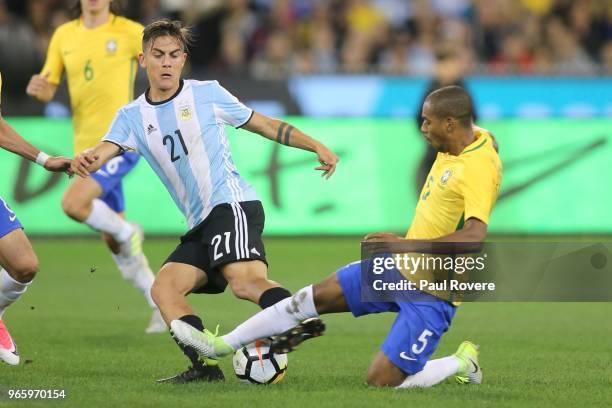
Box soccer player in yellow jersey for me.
[0,73,72,365]
[178,86,502,389]
[26,0,165,333]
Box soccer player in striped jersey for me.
[26,0,164,333]
[0,72,72,365]
[71,20,339,383]
[176,86,502,388]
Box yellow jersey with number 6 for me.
[41,15,143,154]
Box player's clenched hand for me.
[71,149,99,178]
[45,156,74,176]
[363,232,404,242]
[26,73,53,102]
[314,144,339,179]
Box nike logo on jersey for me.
[399,352,417,361]
[9,214,16,222]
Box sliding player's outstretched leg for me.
[270,318,326,354]
[182,269,349,358]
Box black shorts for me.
[164,201,267,294]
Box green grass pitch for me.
[1,237,611,407]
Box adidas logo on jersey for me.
[147,124,157,135]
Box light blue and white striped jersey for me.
[103,79,259,229]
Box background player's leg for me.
[61,177,134,245]
[62,175,162,332]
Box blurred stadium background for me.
[0,0,611,237]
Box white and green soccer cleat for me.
[170,320,235,359]
[454,341,482,384]
[119,223,144,258]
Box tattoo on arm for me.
[276,122,294,146]
[276,123,287,144]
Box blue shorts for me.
[0,196,23,239]
[91,152,139,213]
[337,261,456,375]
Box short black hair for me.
[425,85,474,128]
[142,19,193,52]
[71,0,123,18]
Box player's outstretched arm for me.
[242,112,339,179]
[0,116,71,174]
[26,73,58,103]
[71,141,120,178]
[364,219,487,250]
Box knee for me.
[150,279,165,306]
[11,256,39,283]
[151,272,191,305]
[61,193,87,221]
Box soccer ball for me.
[232,338,288,385]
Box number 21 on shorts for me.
[211,232,231,260]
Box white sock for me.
[0,269,31,317]
[112,253,156,309]
[396,356,461,388]
[84,199,133,242]
[222,285,318,350]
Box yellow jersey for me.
[407,128,502,240]
[41,15,143,154]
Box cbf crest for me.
[440,169,453,185]
[106,39,118,54]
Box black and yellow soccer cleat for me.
[270,318,326,354]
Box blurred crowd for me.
[0,0,611,84]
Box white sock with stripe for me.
[222,285,318,350]
[112,253,157,309]
[0,269,31,317]
[396,356,461,388]
[84,199,133,243]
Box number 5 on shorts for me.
[411,329,433,355]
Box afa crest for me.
[179,106,192,121]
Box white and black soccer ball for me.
[232,338,288,385]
